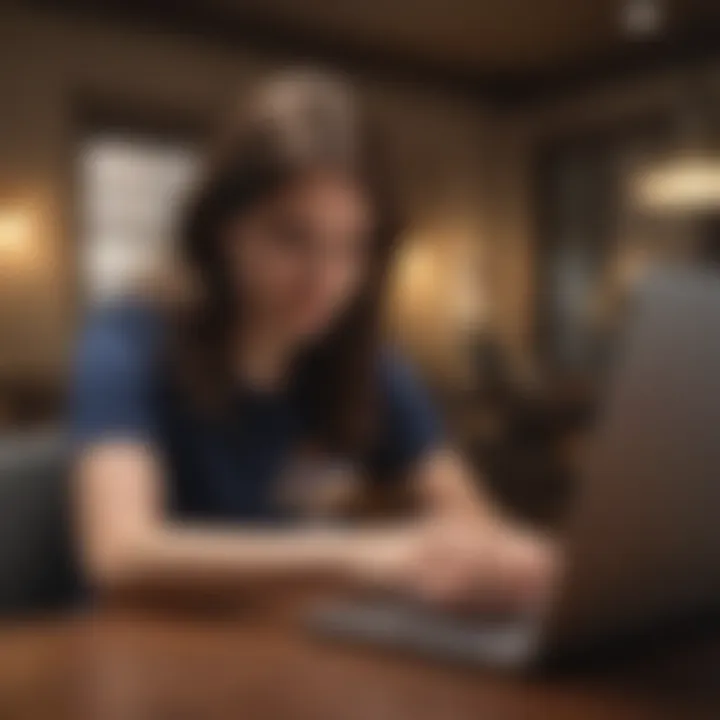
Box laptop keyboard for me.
[307,599,542,667]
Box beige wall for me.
[0,6,499,386]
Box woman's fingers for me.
[409,521,560,613]
[343,522,561,616]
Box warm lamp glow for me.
[0,208,34,257]
[400,242,436,293]
[634,157,720,212]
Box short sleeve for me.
[370,353,442,477]
[70,304,160,447]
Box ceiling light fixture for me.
[633,65,720,213]
[634,155,720,212]
[621,0,665,38]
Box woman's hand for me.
[347,520,561,615]
[411,519,560,613]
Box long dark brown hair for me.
[171,71,401,457]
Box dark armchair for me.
[0,432,78,614]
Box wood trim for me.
[23,0,720,109]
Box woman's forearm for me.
[91,522,409,599]
[77,445,412,602]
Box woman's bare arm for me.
[76,442,558,611]
[76,442,413,599]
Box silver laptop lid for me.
[544,267,720,653]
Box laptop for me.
[307,268,720,668]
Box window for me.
[533,117,683,375]
[79,133,198,304]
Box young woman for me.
[72,72,556,610]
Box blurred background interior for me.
[2,0,720,526]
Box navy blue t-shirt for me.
[70,301,441,521]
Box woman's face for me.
[225,170,374,343]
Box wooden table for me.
[1,608,719,720]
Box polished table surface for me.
[1,606,720,720]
